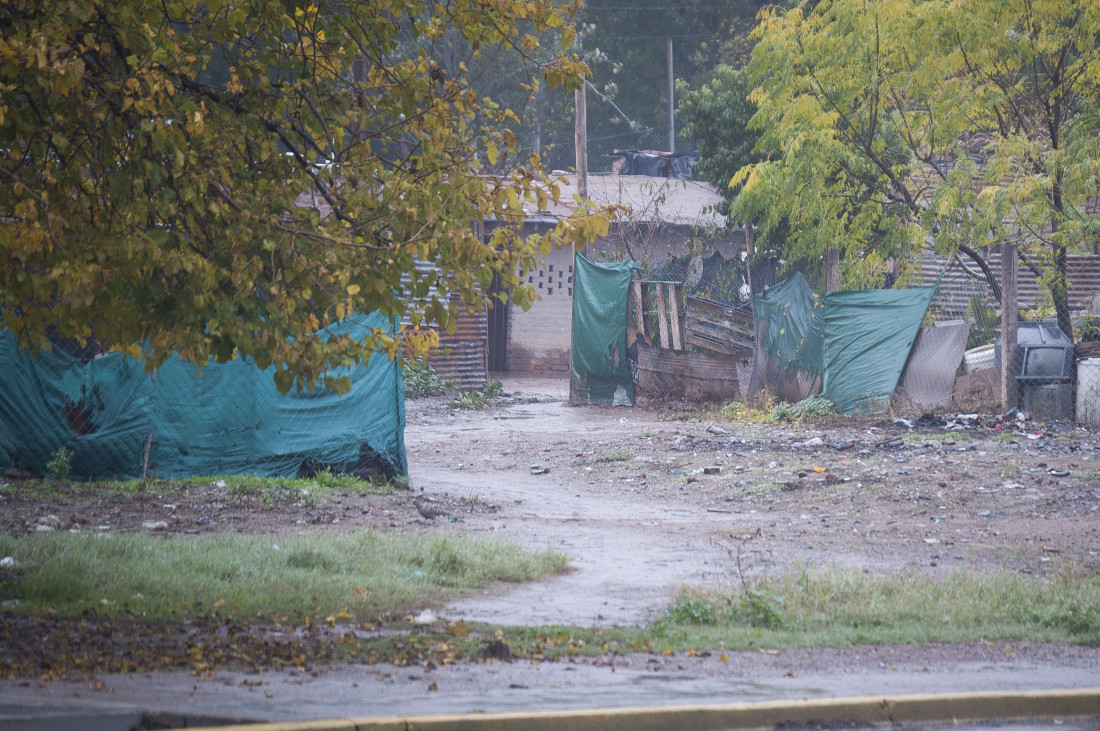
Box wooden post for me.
[826,247,840,292]
[1001,243,1018,411]
[632,280,645,339]
[656,284,671,348]
[748,317,769,397]
[668,284,682,350]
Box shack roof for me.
[542,173,730,228]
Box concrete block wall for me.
[507,247,574,374]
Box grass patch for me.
[599,450,635,462]
[9,471,401,501]
[649,566,1100,648]
[451,380,503,410]
[0,530,567,623]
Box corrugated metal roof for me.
[922,251,1100,319]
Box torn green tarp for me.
[822,285,938,414]
[0,312,406,480]
[571,254,639,405]
[753,271,825,377]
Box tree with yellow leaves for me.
[0,0,609,392]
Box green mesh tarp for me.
[571,254,638,405]
[753,271,825,376]
[822,285,938,414]
[0,313,406,480]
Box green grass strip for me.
[0,530,566,622]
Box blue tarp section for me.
[570,254,638,406]
[822,285,938,414]
[0,313,406,480]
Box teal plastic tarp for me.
[570,255,638,405]
[753,271,825,377]
[822,285,938,414]
[0,313,406,480]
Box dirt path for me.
[404,376,1100,627]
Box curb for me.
[190,688,1100,730]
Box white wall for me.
[507,246,574,374]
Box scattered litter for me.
[0,556,13,568]
[413,609,436,624]
[530,466,549,475]
[924,538,940,545]
[142,521,169,531]
[894,418,912,429]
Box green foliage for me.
[403,358,454,399]
[451,380,503,410]
[771,395,835,423]
[676,64,759,221]
[739,586,786,629]
[966,294,1000,350]
[0,0,610,394]
[733,0,1100,334]
[654,598,717,632]
[599,450,634,462]
[46,448,73,482]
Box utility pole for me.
[667,38,675,154]
[575,84,587,200]
[1001,243,1018,411]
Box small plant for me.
[600,450,634,462]
[660,598,717,626]
[771,395,835,423]
[451,380,503,410]
[741,586,786,629]
[730,528,787,629]
[965,293,999,349]
[46,447,73,481]
[403,358,454,398]
[717,401,744,420]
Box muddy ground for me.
[3,376,1100,701]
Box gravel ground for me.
[2,375,1100,724]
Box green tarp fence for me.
[822,285,939,414]
[0,313,407,480]
[571,254,638,406]
[754,273,938,415]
